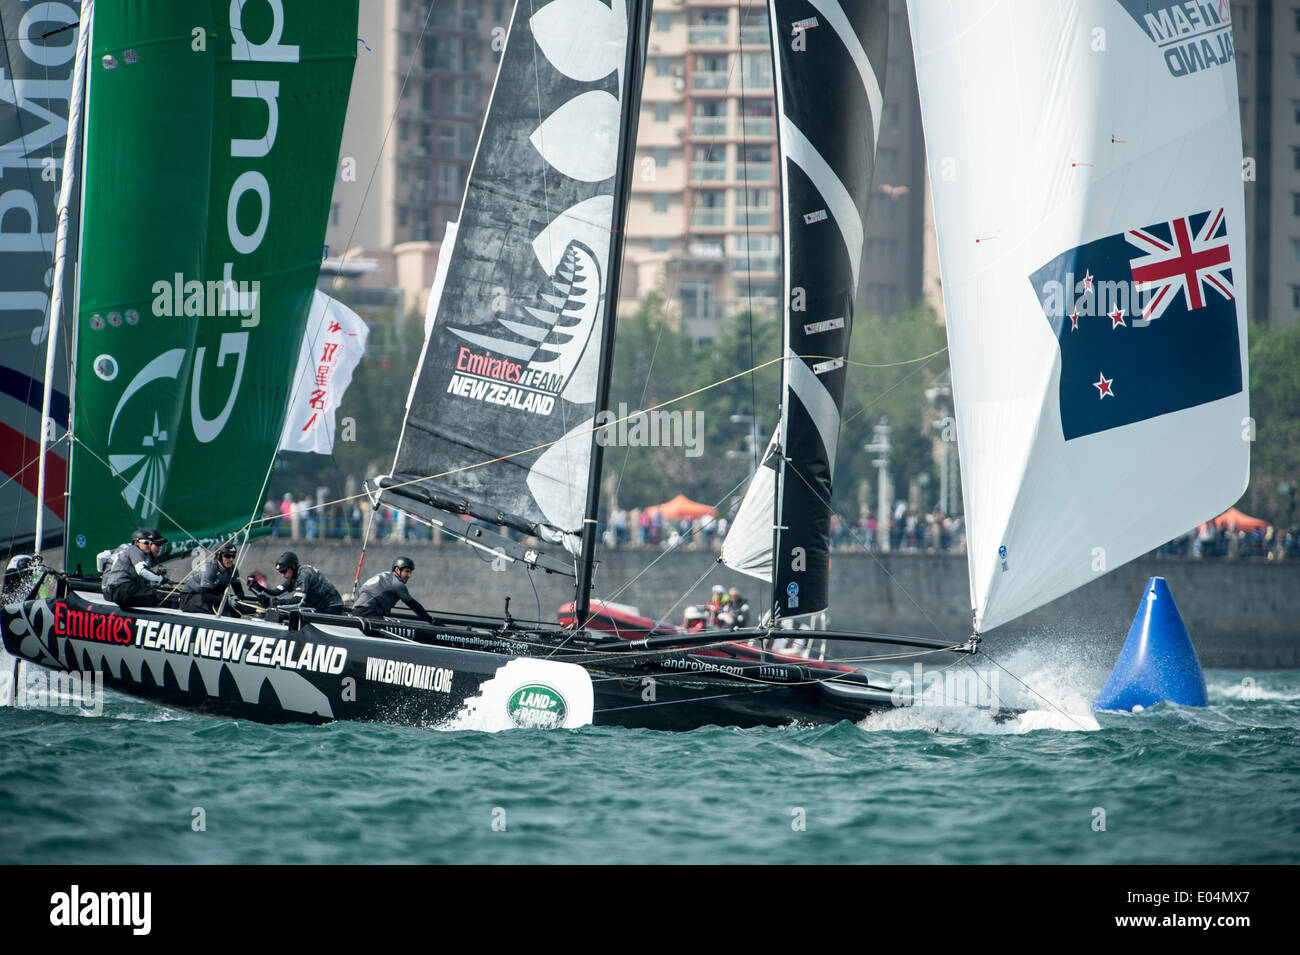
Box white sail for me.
[721,426,781,581]
[909,0,1249,633]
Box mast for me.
[33,0,91,557]
[573,0,651,628]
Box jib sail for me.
[909,0,1249,633]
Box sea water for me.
[0,661,1295,865]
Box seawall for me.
[221,539,1298,668]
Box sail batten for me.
[910,0,1250,633]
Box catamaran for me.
[4,0,1250,731]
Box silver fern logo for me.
[446,238,601,411]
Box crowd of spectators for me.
[264,491,1300,560]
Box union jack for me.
[1126,209,1233,325]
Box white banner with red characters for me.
[278,291,369,454]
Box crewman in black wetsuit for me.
[180,542,246,616]
[101,528,169,609]
[246,551,345,614]
[351,557,433,623]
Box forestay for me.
[909,0,1249,633]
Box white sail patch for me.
[530,90,621,183]
[812,357,844,375]
[782,117,864,290]
[720,426,781,582]
[533,195,613,275]
[804,317,844,335]
[530,0,628,82]
[803,209,828,224]
[527,417,593,537]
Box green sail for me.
[66,0,358,569]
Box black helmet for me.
[275,551,299,572]
[132,527,166,544]
[393,557,415,572]
[216,543,237,558]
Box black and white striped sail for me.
[383,0,639,558]
[721,0,888,619]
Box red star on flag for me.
[1069,309,1079,331]
[1108,305,1126,328]
[1093,372,1114,399]
[1082,269,1093,294]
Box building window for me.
[654,102,670,122]
[653,11,672,31]
[437,164,460,198]
[1293,193,1300,215]
[652,147,671,167]
[1291,239,1300,262]
[653,57,672,77]
[1294,147,1300,171]
[1293,285,1300,309]
[438,124,456,157]
[652,193,669,213]
[651,238,669,253]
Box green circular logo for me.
[507,684,567,728]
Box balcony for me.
[738,26,769,45]
[736,162,773,181]
[688,27,728,45]
[691,70,729,90]
[737,117,774,137]
[734,209,772,228]
[731,255,780,274]
[690,209,726,228]
[689,161,727,182]
[690,116,728,137]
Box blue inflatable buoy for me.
[1093,577,1208,711]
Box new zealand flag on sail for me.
[1029,209,1242,441]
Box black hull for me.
[2,588,900,731]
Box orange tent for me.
[649,494,717,521]
[1210,507,1268,531]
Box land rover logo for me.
[507,684,566,728]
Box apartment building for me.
[1235,0,1300,325]
[324,0,508,316]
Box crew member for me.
[180,543,246,616]
[102,528,169,609]
[247,551,345,614]
[721,588,750,629]
[705,584,729,627]
[351,557,433,623]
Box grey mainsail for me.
[383,0,644,570]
